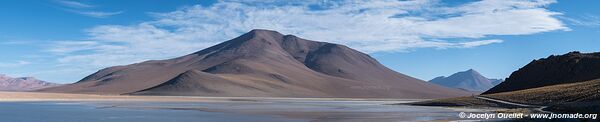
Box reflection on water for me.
[0,99,488,122]
[0,102,301,122]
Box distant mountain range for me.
[41,29,469,98]
[0,74,61,91]
[485,51,600,94]
[429,69,503,92]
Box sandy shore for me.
[0,91,421,103]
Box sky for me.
[0,0,599,83]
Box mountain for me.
[489,79,503,86]
[429,69,498,92]
[483,77,600,113]
[41,29,470,98]
[484,51,600,94]
[0,74,61,91]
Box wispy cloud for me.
[561,14,600,28]
[456,39,504,48]
[55,0,93,8]
[0,61,31,68]
[70,10,123,18]
[48,41,101,54]
[1,40,37,45]
[54,0,122,18]
[48,0,568,79]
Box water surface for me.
[0,99,487,122]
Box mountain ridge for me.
[0,74,61,91]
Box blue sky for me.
[0,0,599,83]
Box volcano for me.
[429,69,500,92]
[41,29,469,98]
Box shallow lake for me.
[0,99,490,122]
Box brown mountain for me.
[0,74,61,91]
[41,29,469,98]
[484,51,600,94]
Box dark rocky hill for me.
[484,51,600,94]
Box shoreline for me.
[0,91,501,121]
[0,91,424,103]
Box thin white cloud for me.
[48,41,101,54]
[54,0,122,18]
[1,40,36,45]
[0,61,31,68]
[70,10,123,18]
[457,39,504,48]
[48,0,569,80]
[561,14,600,28]
[55,0,93,8]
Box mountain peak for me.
[18,77,37,80]
[457,69,481,76]
[567,51,581,55]
[465,69,477,73]
[227,29,285,43]
[244,29,284,38]
[429,69,496,92]
[249,29,280,33]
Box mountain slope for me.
[482,77,600,113]
[484,51,600,94]
[489,79,503,86]
[429,69,498,92]
[41,29,469,98]
[485,78,600,105]
[0,74,61,91]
